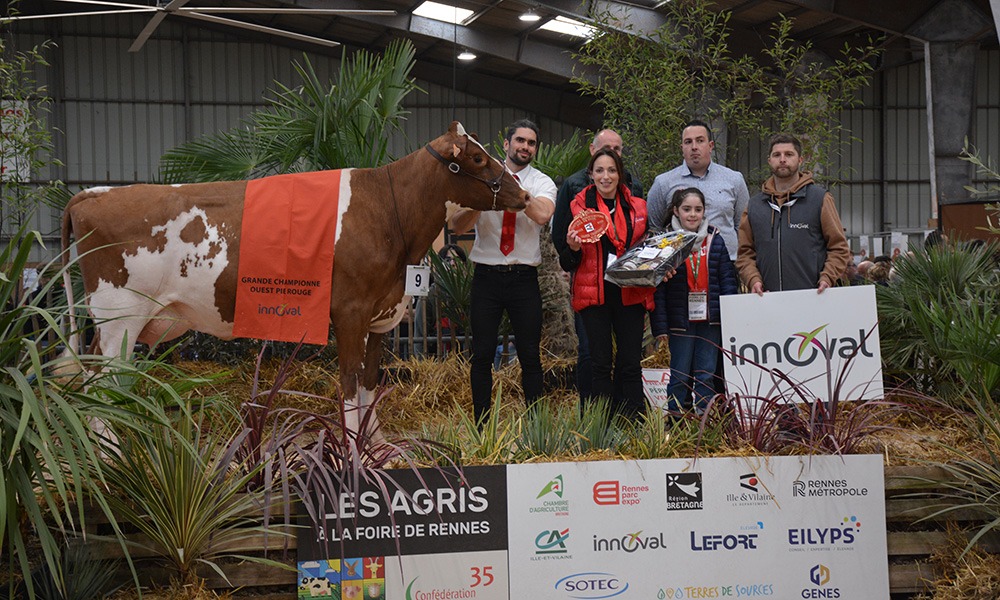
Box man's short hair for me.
[683,119,714,142]
[506,119,540,143]
[768,133,803,155]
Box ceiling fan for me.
[2,0,397,51]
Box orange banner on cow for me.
[233,170,341,345]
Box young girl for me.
[651,187,738,412]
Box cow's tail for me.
[61,195,84,355]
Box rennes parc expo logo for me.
[727,323,876,368]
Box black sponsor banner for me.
[298,465,507,559]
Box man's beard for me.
[772,166,797,178]
[508,152,532,167]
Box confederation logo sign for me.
[405,577,476,600]
[666,473,703,510]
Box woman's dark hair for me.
[669,187,706,214]
[587,147,625,182]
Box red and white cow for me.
[62,121,528,435]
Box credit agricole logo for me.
[728,323,876,367]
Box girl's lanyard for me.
[687,238,709,321]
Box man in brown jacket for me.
[736,133,851,295]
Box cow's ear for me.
[451,143,463,158]
[470,132,480,141]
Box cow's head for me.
[425,121,530,211]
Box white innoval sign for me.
[719,286,883,404]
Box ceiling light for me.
[457,49,477,61]
[519,9,541,22]
[413,1,473,24]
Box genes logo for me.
[554,573,628,599]
[538,475,564,499]
[666,473,703,510]
[802,564,841,598]
[810,565,830,586]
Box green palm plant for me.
[1,225,179,599]
[159,38,420,182]
[877,243,1000,397]
[99,402,290,584]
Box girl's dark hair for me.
[669,187,705,214]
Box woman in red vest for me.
[562,148,654,420]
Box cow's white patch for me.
[369,296,409,334]
[456,122,467,136]
[89,207,232,355]
[334,169,353,244]
[82,186,114,195]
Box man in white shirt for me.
[450,119,557,425]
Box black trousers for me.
[579,283,646,418]
[470,264,544,423]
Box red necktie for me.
[500,174,519,255]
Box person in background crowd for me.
[552,128,644,403]
[736,133,851,294]
[647,119,750,261]
[562,149,654,421]
[651,188,737,413]
[449,119,557,425]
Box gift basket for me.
[604,229,699,287]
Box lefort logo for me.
[728,324,875,367]
[665,473,703,510]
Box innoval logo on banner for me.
[719,286,884,405]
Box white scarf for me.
[671,214,710,244]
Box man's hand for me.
[751,281,764,296]
[817,280,830,294]
[662,267,677,282]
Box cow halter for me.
[424,143,507,210]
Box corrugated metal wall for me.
[5,15,999,258]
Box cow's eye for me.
[473,155,484,164]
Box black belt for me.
[477,263,537,273]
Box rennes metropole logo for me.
[728,323,876,368]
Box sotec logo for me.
[665,473,703,510]
[802,564,841,598]
[530,475,569,516]
[788,516,862,551]
[728,325,876,368]
[555,573,628,599]
[592,481,650,506]
[257,303,301,317]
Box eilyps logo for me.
[788,516,862,550]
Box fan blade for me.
[52,0,150,8]
[2,8,156,22]
[180,11,340,47]
[178,8,397,16]
[128,0,190,53]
